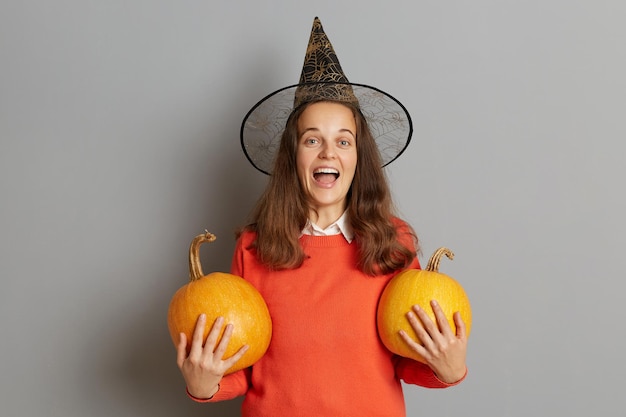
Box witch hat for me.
[241,17,412,175]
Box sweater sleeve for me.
[230,232,252,277]
[394,356,467,388]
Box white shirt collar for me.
[301,211,354,243]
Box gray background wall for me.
[1,1,624,416]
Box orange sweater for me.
[199,222,463,416]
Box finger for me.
[453,311,467,339]
[398,329,428,358]
[176,332,188,369]
[189,314,208,355]
[406,307,436,350]
[212,323,235,360]
[223,344,250,368]
[411,304,441,340]
[203,316,225,355]
[430,300,454,337]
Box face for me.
[296,101,358,222]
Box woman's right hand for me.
[176,314,249,399]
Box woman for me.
[176,18,468,416]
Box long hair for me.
[241,100,418,275]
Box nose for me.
[319,142,336,159]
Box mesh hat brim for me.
[240,82,413,175]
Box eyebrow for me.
[299,127,356,138]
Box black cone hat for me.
[241,17,412,175]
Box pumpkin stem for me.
[425,247,454,272]
[188,230,217,281]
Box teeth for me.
[314,168,339,174]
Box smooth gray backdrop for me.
[2,1,624,416]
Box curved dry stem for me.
[188,230,217,281]
[425,247,454,272]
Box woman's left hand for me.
[399,300,468,384]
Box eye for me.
[338,139,352,147]
[303,137,319,146]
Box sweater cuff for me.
[433,366,468,387]
[395,356,468,388]
[186,385,219,403]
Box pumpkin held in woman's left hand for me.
[376,247,472,363]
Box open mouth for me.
[313,168,339,184]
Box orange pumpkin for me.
[167,231,272,374]
[376,247,472,363]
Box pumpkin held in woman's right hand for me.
[167,231,272,375]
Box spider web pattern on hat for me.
[240,17,412,175]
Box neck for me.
[309,207,345,229]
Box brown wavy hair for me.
[241,100,418,275]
